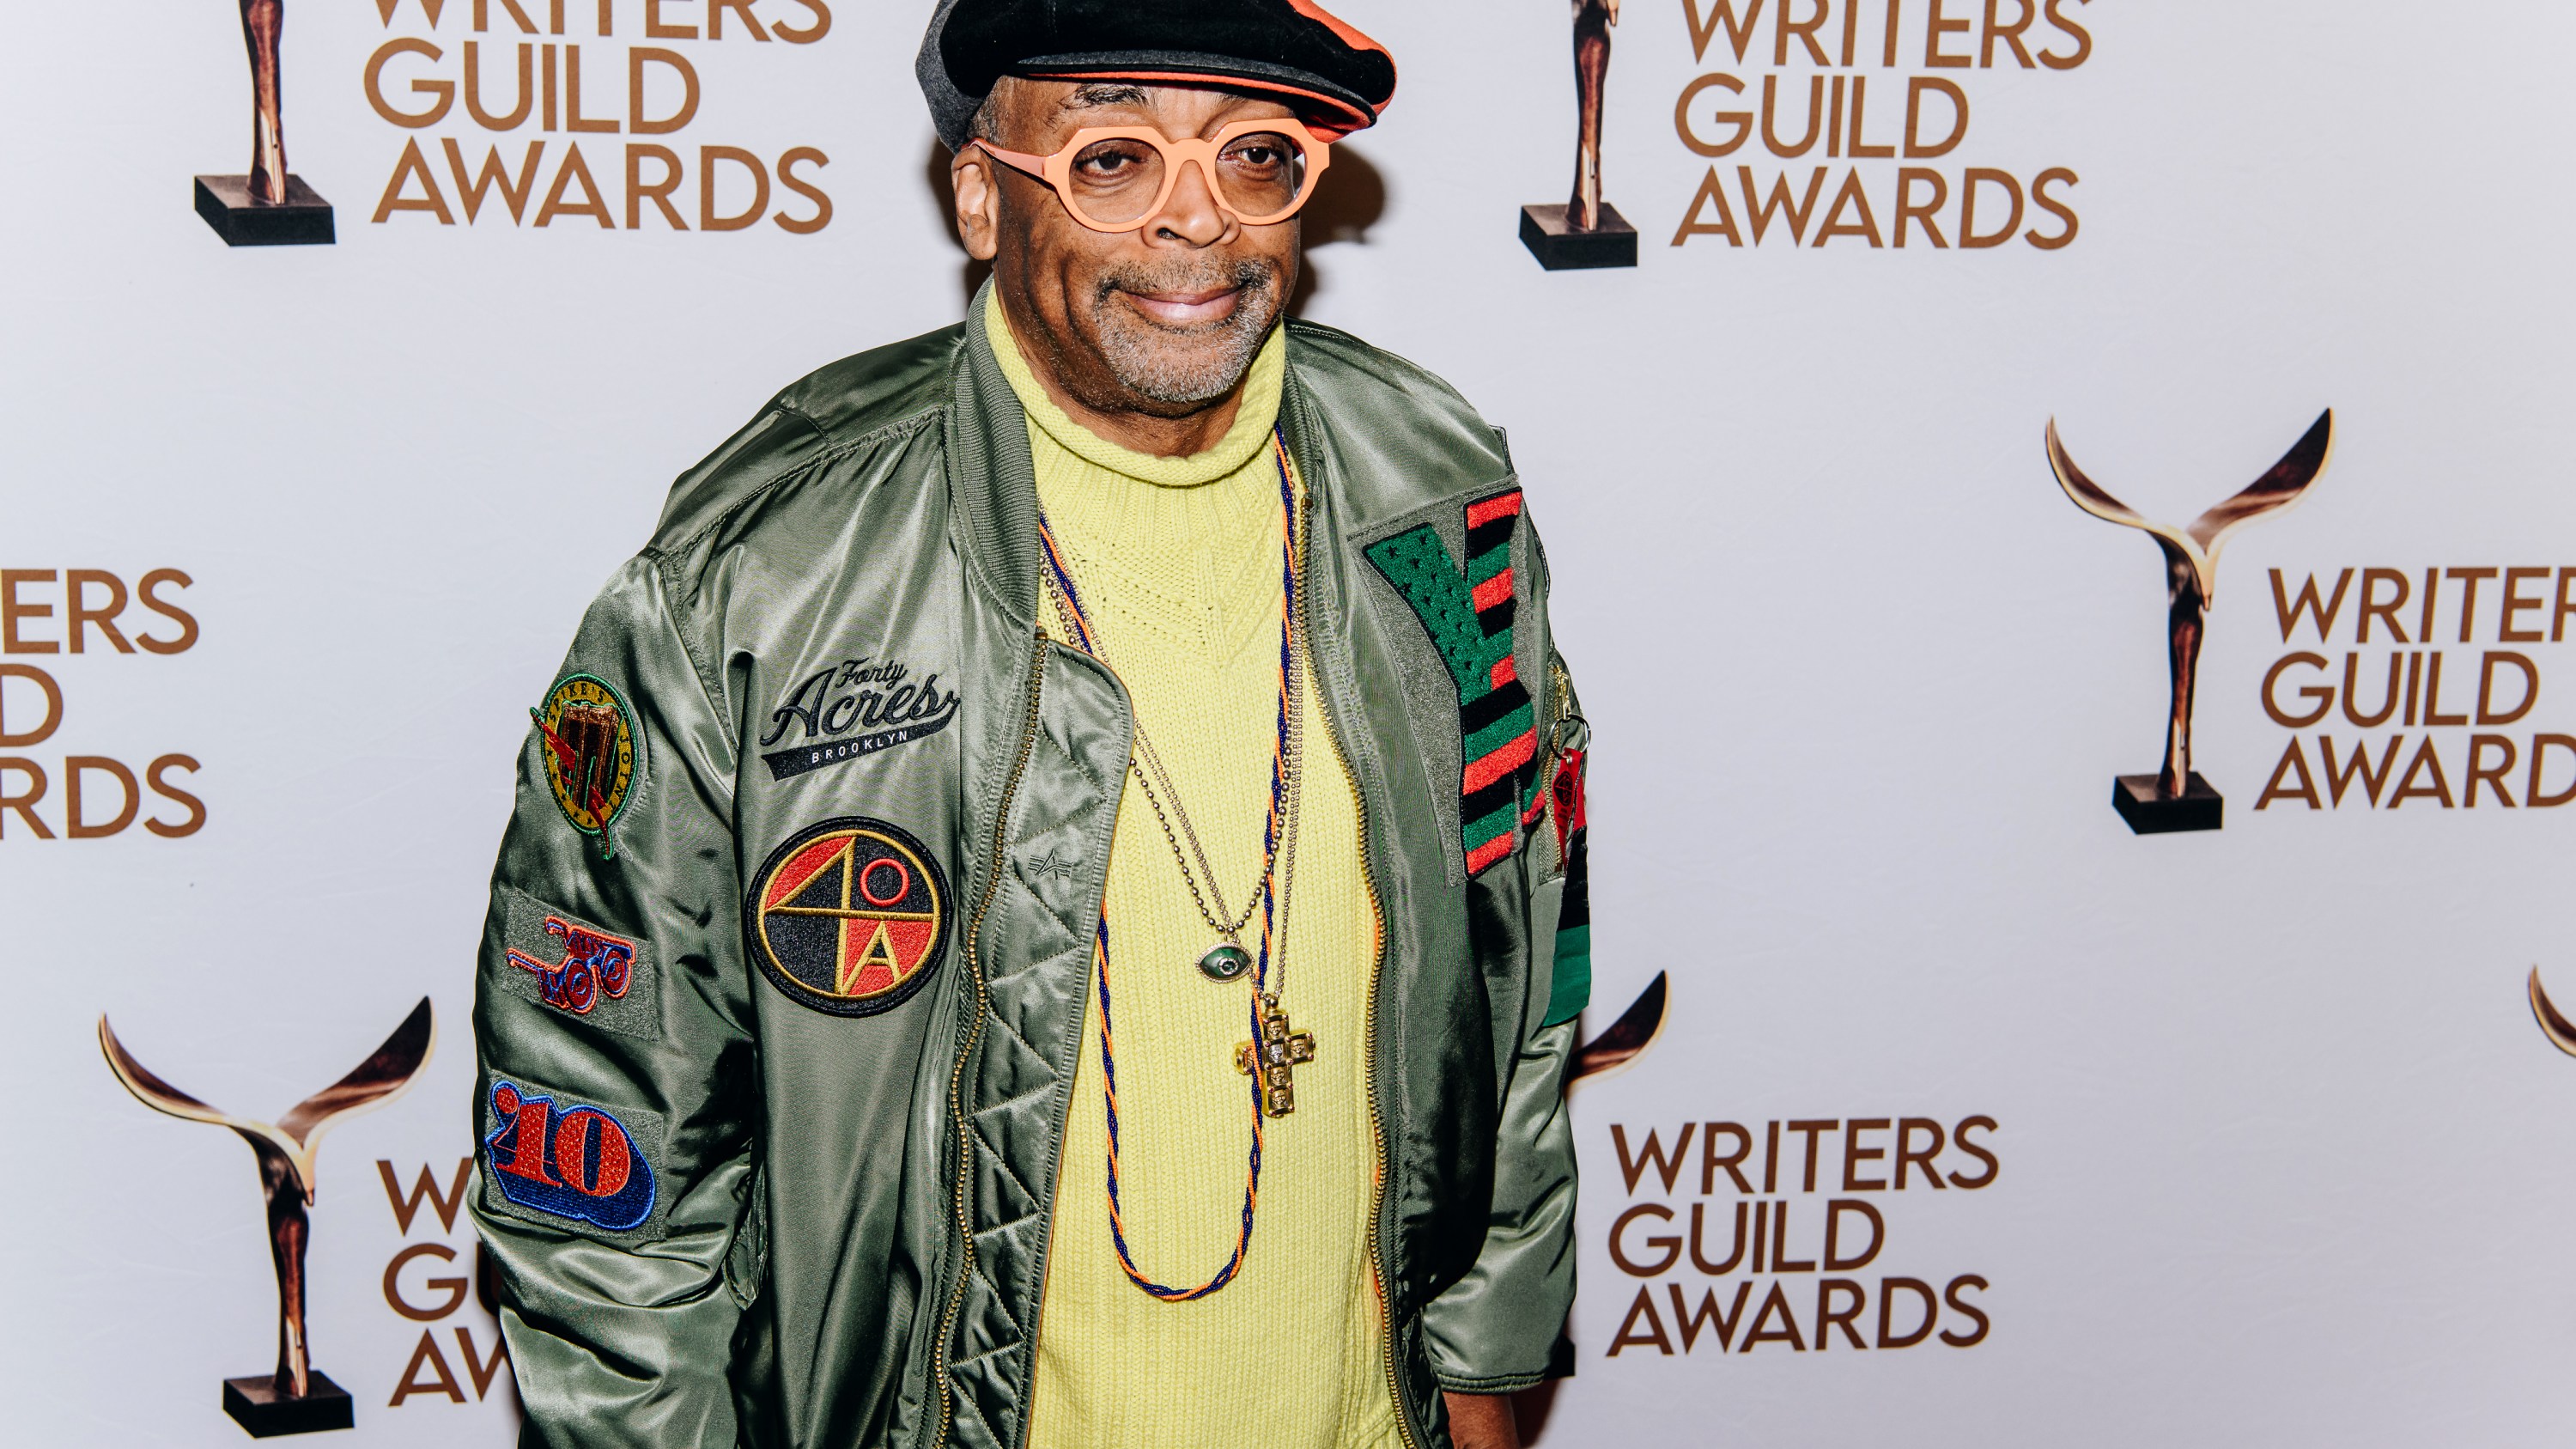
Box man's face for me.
[957,78,1303,421]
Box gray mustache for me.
[1095,260,1276,316]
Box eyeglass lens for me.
[1065,131,1313,225]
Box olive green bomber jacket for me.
[470,295,1594,1449]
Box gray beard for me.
[1087,259,1282,406]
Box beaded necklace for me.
[1034,434,1307,1301]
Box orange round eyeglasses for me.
[975,119,1334,233]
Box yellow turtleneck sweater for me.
[987,295,1398,1449]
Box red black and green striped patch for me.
[1364,488,1547,875]
[1543,747,1592,1028]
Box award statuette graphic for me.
[195,0,335,246]
[1521,0,1638,271]
[2532,970,2576,1060]
[100,998,434,1437]
[1570,971,1668,1084]
[2048,410,2336,835]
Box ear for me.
[951,146,1001,263]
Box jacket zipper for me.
[1301,490,1425,1449]
[1356,775,1417,1449]
[933,630,1052,1449]
[1009,634,1131,1449]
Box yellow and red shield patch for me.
[744,818,947,1016]
[532,673,640,854]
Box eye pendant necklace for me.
[1034,431,1313,1301]
[1037,434,1311,1013]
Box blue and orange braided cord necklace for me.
[1034,432,1313,1302]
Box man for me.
[471,3,1594,1446]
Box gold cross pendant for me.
[1233,993,1317,1118]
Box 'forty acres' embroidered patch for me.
[1365,488,1545,876]
[757,654,959,782]
[530,673,641,856]
[481,1080,665,1238]
[744,817,949,1016]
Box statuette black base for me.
[1519,204,1637,271]
[194,174,337,247]
[2111,772,2222,835]
[222,1372,355,1438]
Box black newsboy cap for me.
[916,0,1397,151]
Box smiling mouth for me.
[1117,286,1242,327]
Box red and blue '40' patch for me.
[483,1081,656,1232]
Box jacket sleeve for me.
[1420,619,1593,1392]
[469,553,760,1448]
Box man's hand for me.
[1443,1391,1523,1449]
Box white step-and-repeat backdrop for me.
[9,1,2576,1444]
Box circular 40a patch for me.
[744,817,949,1016]
[532,674,641,850]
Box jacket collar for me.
[945,279,1046,631]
